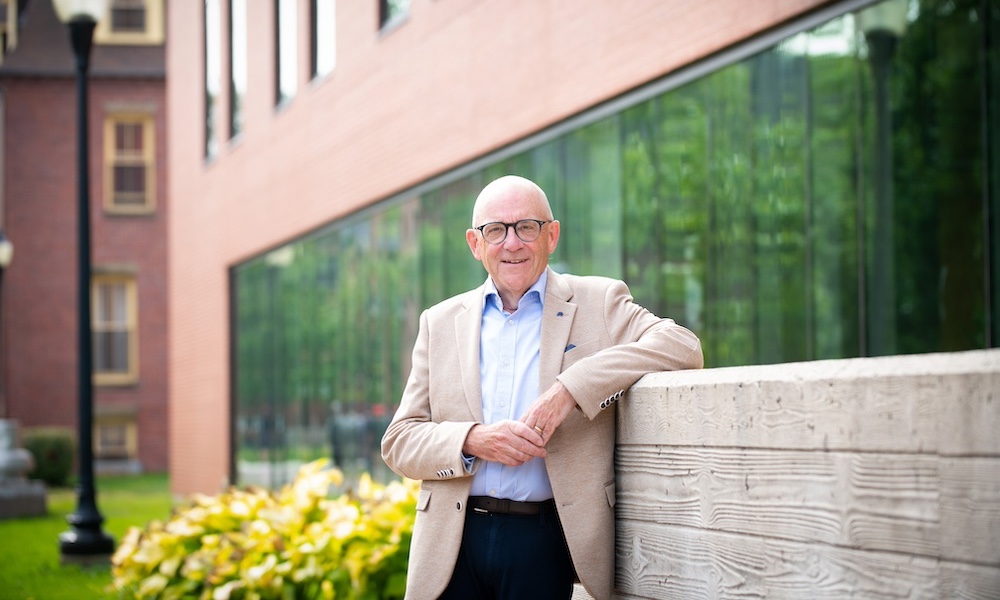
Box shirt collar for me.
[483,269,548,312]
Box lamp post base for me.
[59,527,115,565]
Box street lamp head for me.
[857,0,909,39]
[0,230,12,269]
[51,0,107,24]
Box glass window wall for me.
[232,0,998,487]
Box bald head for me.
[472,175,553,227]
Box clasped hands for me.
[462,381,577,467]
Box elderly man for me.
[382,175,703,599]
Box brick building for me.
[0,0,168,473]
[167,0,999,498]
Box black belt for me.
[468,496,555,516]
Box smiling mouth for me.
[503,259,528,265]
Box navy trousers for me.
[438,503,576,599]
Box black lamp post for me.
[52,0,115,563]
[858,0,908,356]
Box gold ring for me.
[533,425,544,435]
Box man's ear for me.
[466,229,483,260]
[545,220,561,255]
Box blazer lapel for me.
[540,269,576,386]
[456,288,485,422]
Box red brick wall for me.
[3,75,169,472]
[167,0,831,495]
[4,78,77,435]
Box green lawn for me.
[0,474,174,600]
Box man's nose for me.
[502,225,524,248]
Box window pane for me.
[114,165,147,203]
[110,0,146,32]
[379,0,409,28]
[114,165,145,193]
[111,121,149,207]
[312,0,335,78]
[230,0,247,137]
[94,279,134,378]
[115,122,143,155]
[96,282,127,324]
[97,423,129,458]
[205,0,221,158]
[878,0,986,355]
[110,331,130,371]
[277,0,298,104]
[111,10,146,32]
[95,331,130,373]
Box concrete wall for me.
[614,349,1000,599]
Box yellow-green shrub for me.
[110,459,417,600]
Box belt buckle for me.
[471,497,493,514]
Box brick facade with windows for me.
[0,0,168,473]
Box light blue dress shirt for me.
[466,271,553,501]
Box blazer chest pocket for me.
[561,340,599,370]
[416,488,431,512]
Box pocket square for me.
[564,344,576,352]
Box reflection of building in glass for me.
[170,0,999,493]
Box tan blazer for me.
[381,268,703,600]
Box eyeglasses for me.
[474,219,551,245]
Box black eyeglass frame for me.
[474,219,552,245]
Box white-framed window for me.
[229,0,248,138]
[104,113,156,213]
[205,0,222,159]
[311,0,336,79]
[93,273,139,386]
[276,0,298,104]
[94,0,165,45]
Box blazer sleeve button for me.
[456,501,462,510]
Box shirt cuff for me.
[461,453,477,473]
